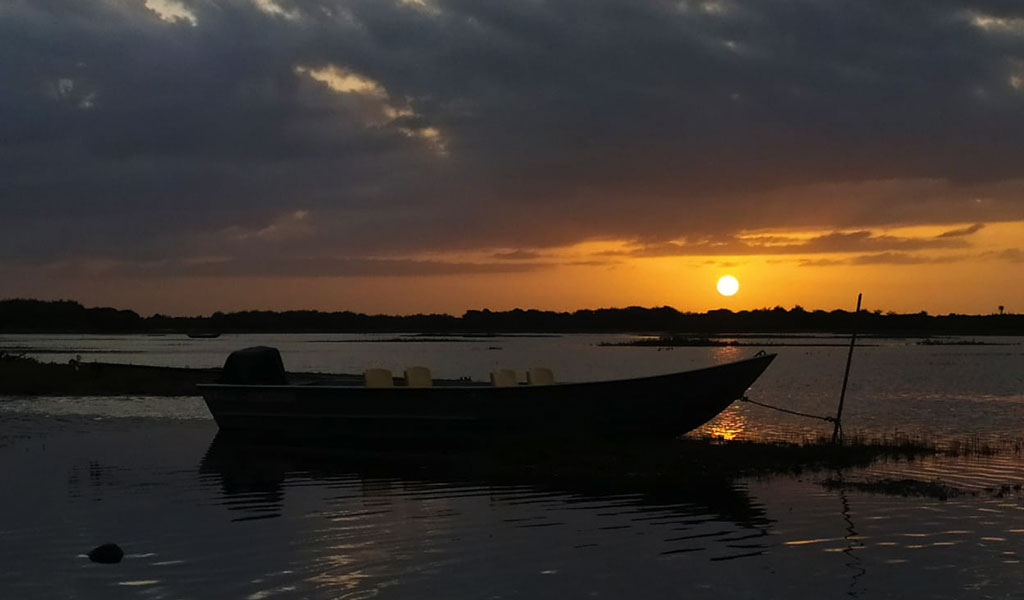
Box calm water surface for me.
[4,332,1021,441]
[1,334,1023,598]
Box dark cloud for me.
[798,252,969,266]
[1,0,1023,274]
[492,250,545,260]
[996,248,1024,262]
[937,223,985,237]
[11,255,551,279]
[604,228,970,257]
[795,258,847,267]
[848,252,969,265]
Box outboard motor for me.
[219,346,288,385]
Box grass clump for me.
[481,434,939,484]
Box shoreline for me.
[0,353,350,397]
[4,299,1022,336]
[0,354,221,396]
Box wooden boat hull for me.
[198,353,775,440]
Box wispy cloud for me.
[492,250,545,260]
[607,228,972,258]
[797,252,972,267]
[848,252,969,266]
[936,223,985,238]
[996,248,1023,263]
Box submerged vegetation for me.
[820,477,1024,501]
[484,435,1024,502]
[819,478,968,501]
[352,434,944,491]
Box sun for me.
[716,275,739,297]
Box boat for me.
[197,347,776,441]
[187,331,221,339]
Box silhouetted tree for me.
[1,298,1022,335]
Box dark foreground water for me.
[1,334,1023,598]
[2,412,1023,600]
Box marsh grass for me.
[776,432,1024,500]
[480,434,941,486]
[844,431,1024,457]
[489,433,1023,500]
[725,430,1022,459]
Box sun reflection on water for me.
[710,345,743,363]
[707,411,748,440]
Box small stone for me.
[87,543,124,564]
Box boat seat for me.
[527,367,555,385]
[404,366,433,388]
[363,368,394,388]
[489,369,518,387]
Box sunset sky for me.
[2,0,1022,316]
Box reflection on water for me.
[707,411,749,441]
[709,344,744,364]
[195,432,783,597]
[2,416,1024,599]
[835,476,867,598]
[201,431,771,526]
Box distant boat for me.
[198,347,775,441]
[187,332,221,339]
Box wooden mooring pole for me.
[832,293,862,443]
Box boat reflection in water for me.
[199,432,774,556]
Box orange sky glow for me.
[8,221,1021,317]
[4,2,1024,318]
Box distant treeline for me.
[0,299,1020,335]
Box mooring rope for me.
[740,396,836,423]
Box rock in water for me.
[87,543,124,564]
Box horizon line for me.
[1,297,1015,320]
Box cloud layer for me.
[2,0,1023,277]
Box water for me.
[3,332,1022,441]
[1,334,1023,598]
